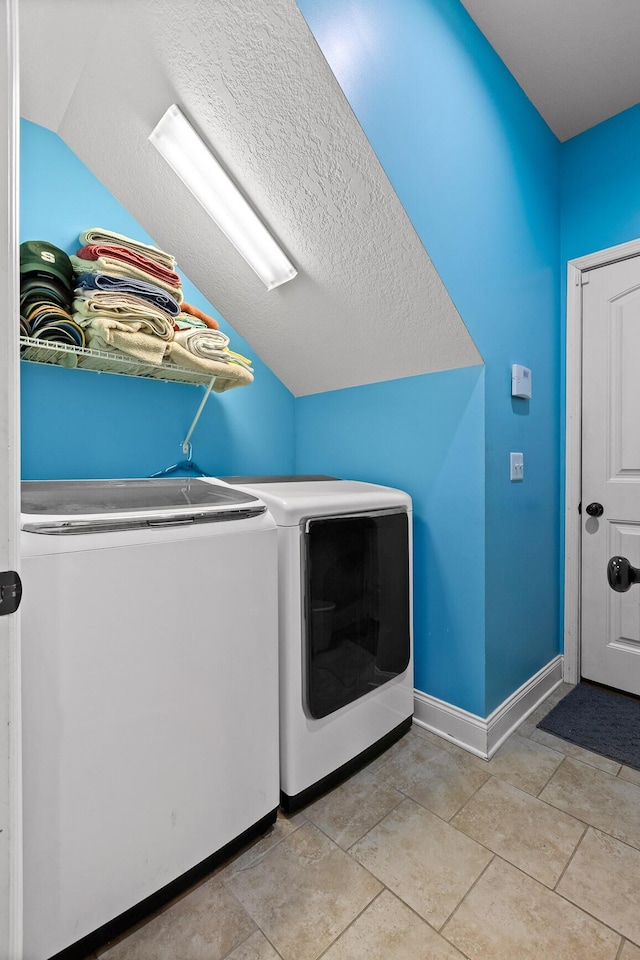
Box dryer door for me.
[304,510,410,719]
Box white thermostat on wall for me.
[511,364,532,399]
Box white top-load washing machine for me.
[220,476,414,811]
[20,478,279,960]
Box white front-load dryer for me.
[220,476,414,811]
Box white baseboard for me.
[413,655,564,760]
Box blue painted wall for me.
[20,119,295,480]
[296,0,561,714]
[296,366,487,715]
[558,106,640,648]
[561,104,640,264]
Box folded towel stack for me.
[68,227,254,390]
[71,248,183,301]
[71,227,183,365]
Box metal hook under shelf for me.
[181,375,217,455]
[150,375,217,478]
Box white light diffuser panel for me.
[149,105,297,290]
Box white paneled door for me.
[581,254,640,696]
[0,0,21,956]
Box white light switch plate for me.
[510,452,524,481]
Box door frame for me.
[0,0,21,955]
[564,236,640,685]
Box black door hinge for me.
[0,571,22,616]
[578,502,582,515]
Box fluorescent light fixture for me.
[149,105,297,291]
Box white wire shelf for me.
[19,336,227,388]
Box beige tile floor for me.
[90,683,640,960]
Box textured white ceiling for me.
[19,0,481,397]
[459,0,640,141]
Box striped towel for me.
[74,272,181,317]
[75,244,181,290]
[79,228,176,270]
[70,256,183,303]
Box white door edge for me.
[564,236,640,686]
[0,0,21,955]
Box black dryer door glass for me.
[304,510,410,719]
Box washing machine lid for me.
[220,476,412,526]
[21,477,265,535]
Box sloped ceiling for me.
[458,0,640,142]
[19,0,481,397]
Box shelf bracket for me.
[181,376,217,455]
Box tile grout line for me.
[456,848,633,960]
[367,731,418,776]
[533,752,569,799]
[560,908,627,953]
[444,771,494,824]
[261,929,284,960]
[302,787,407,853]
[528,731,623,776]
[343,793,407,851]
[222,815,307,880]
[544,830,637,949]
[314,887,387,960]
[330,778,511,948]
[540,751,636,786]
[617,767,640,784]
[224,818,385,960]
[552,822,589,892]
[534,780,594,825]
[220,882,262,949]
[447,851,628,953]
[368,781,471,828]
[443,776,595,891]
[530,786,597,846]
[533,756,640,857]
[217,927,263,960]
[379,888,475,960]
[437,852,496,938]
[581,824,640,857]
